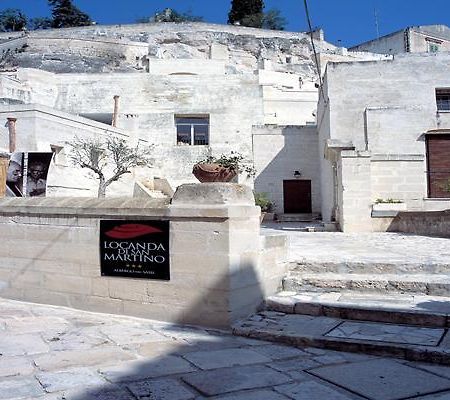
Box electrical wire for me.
[303,0,326,102]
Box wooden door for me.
[426,134,450,198]
[283,180,312,213]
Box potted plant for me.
[372,198,407,212]
[254,192,274,222]
[193,151,256,183]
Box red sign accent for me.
[105,224,162,239]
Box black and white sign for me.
[100,220,170,280]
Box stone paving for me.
[261,223,450,266]
[5,299,450,399]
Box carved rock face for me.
[192,163,237,183]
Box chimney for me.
[7,117,17,153]
[112,95,120,127]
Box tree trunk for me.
[98,177,107,198]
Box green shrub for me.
[254,192,273,212]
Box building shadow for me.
[253,125,321,216]
[44,264,274,400]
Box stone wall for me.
[253,125,320,214]
[319,54,450,230]
[0,183,287,328]
[0,104,133,196]
[337,151,372,232]
[388,210,450,238]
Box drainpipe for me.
[6,117,17,153]
[363,109,369,151]
[364,106,399,152]
[112,95,120,127]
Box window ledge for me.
[424,197,450,201]
[437,110,450,113]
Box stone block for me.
[36,367,106,393]
[275,380,357,400]
[19,288,70,308]
[172,183,255,206]
[66,294,124,315]
[0,377,45,399]
[99,356,196,383]
[108,279,150,301]
[214,390,289,399]
[121,301,184,323]
[33,347,136,371]
[251,344,310,361]
[9,271,42,287]
[43,274,91,295]
[170,253,230,276]
[171,231,229,254]
[182,365,291,396]
[0,356,34,378]
[0,333,49,356]
[183,348,271,370]
[171,220,228,233]
[91,277,109,297]
[309,359,450,400]
[127,378,196,400]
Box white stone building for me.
[350,25,450,55]
[0,22,448,231]
[318,53,450,232]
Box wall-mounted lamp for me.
[293,170,302,178]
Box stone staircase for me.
[276,213,321,222]
[233,257,450,365]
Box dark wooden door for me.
[426,134,450,198]
[283,180,312,213]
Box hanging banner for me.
[26,153,53,197]
[0,153,10,198]
[5,152,52,197]
[100,220,170,280]
[6,153,24,197]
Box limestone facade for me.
[0,183,287,328]
[318,53,450,231]
[0,22,448,231]
[350,25,450,55]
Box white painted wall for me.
[319,53,450,230]
[253,125,320,214]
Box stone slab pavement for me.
[4,299,450,399]
[261,223,450,266]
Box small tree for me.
[262,9,286,31]
[0,9,27,32]
[48,0,92,28]
[28,17,53,30]
[228,0,264,28]
[142,8,204,23]
[66,136,152,198]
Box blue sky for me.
[2,0,450,47]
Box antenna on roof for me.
[374,8,380,39]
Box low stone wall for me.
[388,210,450,238]
[0,184,287,328]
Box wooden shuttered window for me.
[426,134,450,198]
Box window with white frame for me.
[429,42,440,53]
[436,89,450,111]
[175,115,209,145]
[426,38,442,53]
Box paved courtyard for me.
[261,223,450,266]
[4,299,450,400]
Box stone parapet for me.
[0,183,287,328]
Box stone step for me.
[283,272,450,296]
[264,291,450,327]
[233,311,450,365]
[288,260,450,275]
[262,221,338,233]
[276,213,320,222]
[147,190,169,199]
